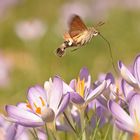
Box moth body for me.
[56,15,99,57]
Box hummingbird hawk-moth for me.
[56,14,104,57]
[56,14,118,74]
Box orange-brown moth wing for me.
[68,15,87,38]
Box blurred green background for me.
[0,0,140,112]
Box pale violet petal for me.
[85,80,106,103]
[108,100,134,128]
[118,61,138,88]
[129,94,140,125]
[49,77,63,113]
[133,55,140,84]
[6,105,44,127]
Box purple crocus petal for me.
[6,105,44,127]
[14,125,27,140]
[71,105,81,129]
[69,79,76,90]
[27,86,47,113]
[70,92,85,104]
[96,107,106,127]
[115,120,134,133]
[118,61,138,88]
[79,67,91,89]
[105,73,115,87]
[17,102,32,111]
[35,85,47,99]
[121,80,135,101]
[133,55,140,83]
[108,100,134,128]
[6,123,17,140]
[63,81,74,94]
[85,80,106,104]
[49,77,63,113]
[129,94,140,125]
[44,78,53,105]
[37,129,47,140]
[79,67,89,81]
[56,93,70,117]
[55,120,72,132]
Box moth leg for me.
[71,47,80,52]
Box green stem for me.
[45,123,50,140]
[91,117,101,140]
[63,112,77,135]
[33,128,39,140]
[103,124,111,140]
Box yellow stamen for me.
[34,102,41,114]
[39,96,45,106]
[76,77,85,97]
[26,100,32,109]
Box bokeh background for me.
[0,0,140,113]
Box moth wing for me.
[68,15,87,38]
[63,32,71,40]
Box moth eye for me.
[64,40,73,46]
[94,31,99,36]
[68,40,73,46]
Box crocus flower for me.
[15,19,46,41]
[68,67,107,105]
[0,52,11,87]
[108,94,140,134]
[6,77,70,127]
[0,115,29,140]
[118,54,140,90]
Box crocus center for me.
[26,96,48,116]
[76,77,85,97]
[33,96,46,115]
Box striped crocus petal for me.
[121,80,135,101]
[115,120,134,133]
[108,100,134,129]
[129,94,140,127]
[6,124,17,140]
[69,79,76,90]
[79,67,91,89]
[56,93,70,117]
[6,105,44,127]
[118,61,139,88]
[133,55,140,84]
[49,77,63,114]
[55,119,72,132]
[85,80,107,104]
[63,80,74,94]
[70,92,85,104]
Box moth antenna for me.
[98,33,118,74]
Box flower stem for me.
[103,124,111,140]
[91,117,101,140]
[63,112,77,135]
[45,123,50,140]
[33,128,39,140]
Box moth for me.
[56,14,104,57]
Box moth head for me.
[93,30,99,36]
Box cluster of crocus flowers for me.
[3,54,140,139]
